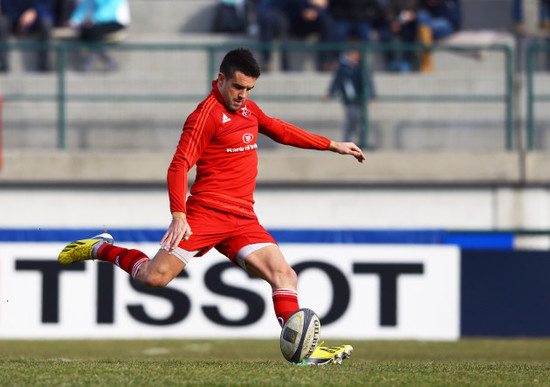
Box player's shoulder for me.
[245,98,260,111]
[196,93,224,112]
[182,94,220,128]
[241,99,264,118]
[188,94,224,119]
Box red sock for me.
[272,288,299,327]
[96,244,150,279]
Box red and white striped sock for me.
[272,288,299,327]
[96,244,150,279]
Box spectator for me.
[324,42,376,148]
[416,0,461,72]
[513,0,550,33]
[55,0,76,27]
[512,0,524,33]
[257,0,290,71]
[385,0,421,72]
[291,0,333,70]
[0,0,56,72]
[68,0,130,71]
[539,0,549,29]
[257,0,333,71]
[328,0,394,69]
[212,0,249,33]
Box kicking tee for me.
[167,80,331,218]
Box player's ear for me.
[217,72,225,86]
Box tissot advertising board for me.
[0,243,460,340]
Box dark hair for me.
[219,48,261,79]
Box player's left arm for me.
[254,104,365,163]
[258,114,365,163]
[328,141,365,163]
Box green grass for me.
[1,339,549,386]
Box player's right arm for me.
[163,97,218,252]
[160,211,192,253]
[163,149,193,251]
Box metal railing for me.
[0,41,515,150]
[527,41,550,150]
[1,41,221,149]
[362,42,514,150]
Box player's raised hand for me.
[161,212,192,252]
[329,141,366,163]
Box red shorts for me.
[178,204,277,263]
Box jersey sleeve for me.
[256,105,331,150]
[167,104,217,214]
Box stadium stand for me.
[1,0,550,185]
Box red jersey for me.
[167,81,331,218]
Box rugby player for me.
[59,48,364,365]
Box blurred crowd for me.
[215,0,462,73]
[5,0,550,74]
[212,0,463,148]
[0,0,130,72]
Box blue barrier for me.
[0,228,515,249]
[444,232,515,250]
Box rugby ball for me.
[280,308,321,363]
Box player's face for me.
[217,71,256,112]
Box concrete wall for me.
[0,150,537,185]
[4,182,550,231]
[1,148,550,232]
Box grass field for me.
[1,339,549,385]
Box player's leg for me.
[58,232,188,287]
[241,244,354,365]
[58,232,153,277]
[219,236,300,328]
[133,247,190,288]
[235,244,299,328]
[242,244,297,290]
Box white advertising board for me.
[0,243,460,340]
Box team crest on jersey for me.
[243,133,254,143]
[241,105,251,117]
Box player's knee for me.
[273,265,297,288]
[138,271,172,288]
[286,266,298,286]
